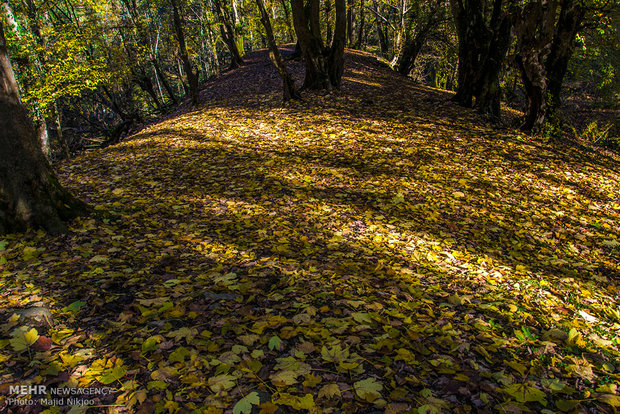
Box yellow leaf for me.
[270,370,299,386]
[207,375,236,392]
[275,393,314,410]
[318,383,341,399]
[597,394,620,408]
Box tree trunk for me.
[328,0,346,88]
[450,0,512,120]
[213,0,244,69]
[544,0,584,125]
[256,0,300,101]
[278,0,295,41]
[52,100,70,158]
[291,0,330,90]
[325,0,333,45]
[514,0,584,132]
[356,0,365,48]
[372,0,389,56]
[0,21,87,235]
[513,1,554,132]
[473,11,512,119]
[170,0,199,105]
[152,59,178,105]
[346,0,353,45]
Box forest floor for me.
[1,48,620,414]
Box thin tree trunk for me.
[278,0,295,41]
[372,0,389,56]
[170,0,199,105]
[153,59,178,105]
[356,0,365,49]
[328,0,346,88]
[325,0,333,45]
[346,0,353,45]
[213,0,244,69]
[52,100,70,158]
[256,0,300,101]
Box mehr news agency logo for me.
[3,384,114,408]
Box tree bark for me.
[0,21,87,235]
[544,0,584,125]
[450,0,512,120]
[328,0,346,87]
[170,0,199,105]
[256,0,300,101]
[291,0,330,89]
[356,0,365,48]
[514,0,584,132]
[372,0,389,56]
[152,59,178,105]
[213,0,245,69]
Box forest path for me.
[1,48,620,413]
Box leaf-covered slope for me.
[1,48,620,413]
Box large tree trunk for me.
[170,0,199,105]
[473,10,512,119]
[450,0,512,120]
[514,1,554,132]
[514,0,584,132]
[544,0,584,126]
[256,0,300,101]
[291,0,330,90]
[0,22,87,235]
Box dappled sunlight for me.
[1,50,619,413]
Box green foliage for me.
[581,121,617,149]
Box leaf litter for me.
[0,49,619,413]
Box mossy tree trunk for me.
[0,21,87,235]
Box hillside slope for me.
[1,48,620,413]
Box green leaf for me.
[169,347,190,363]
[233,392,260,414]
[141,336,161,353]
[64,301,87,312]
[501,383,547,405]
[354,378,383,402]
[100,364,127,384]
[268,335,282,351]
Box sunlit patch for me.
[1,51,619,413]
